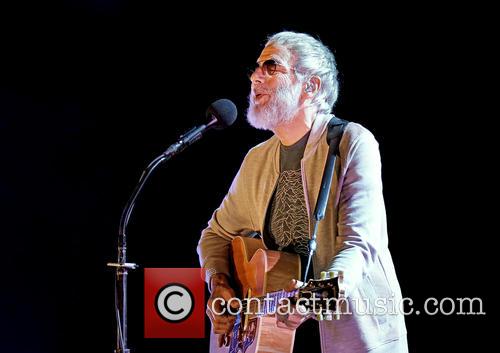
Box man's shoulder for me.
[233,135,278,181]
[244,135,279,160]
[343,121,378,146]
[336,121,379,161]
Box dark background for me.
[0,2,494,353]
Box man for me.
[197,31,408,353]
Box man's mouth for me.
[254,93,269,104]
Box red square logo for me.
[144,268,205,338]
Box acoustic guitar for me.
[209,236,344,353]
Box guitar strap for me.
[302,115,349,282]
[326,116,349,156]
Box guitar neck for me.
[242,289,299,316]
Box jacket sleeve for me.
[328,128,387,297]
[197,154,256,283]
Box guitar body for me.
[209,236,302,353]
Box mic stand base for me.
[107,261,138,353]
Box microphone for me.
[110,98,236,353]
[163,98,237,157]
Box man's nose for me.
[249,67,265,84]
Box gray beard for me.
[246,82,302,131]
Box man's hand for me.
[276,279,312,330]
[206,274,239,347]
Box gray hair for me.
[266,31,339,114]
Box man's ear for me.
[304,76,321,95]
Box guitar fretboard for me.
[241,289,299,315]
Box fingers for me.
[217,333,225,347]
[284,279,296,292]
[207,310,236,333]
[215,283,236,301]
[275,310,310,330]
[207,303,237,335]
[206,283,240,337]
[212,319,235,334]
[208,284,239,312]
[284,279,304,292]
[210,318,234,334]
[217,332,231,347]
[276,313,292,330]
[207,297,224,316]
[208,293,238,318]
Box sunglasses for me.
[249,59,300,77]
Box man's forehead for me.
[257,44,293,64]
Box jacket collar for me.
[303,113,333,161]
[271,112,333,173]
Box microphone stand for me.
[107,116,218,353]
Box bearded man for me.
[198,31,408,353]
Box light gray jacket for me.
[197,114,407,352]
